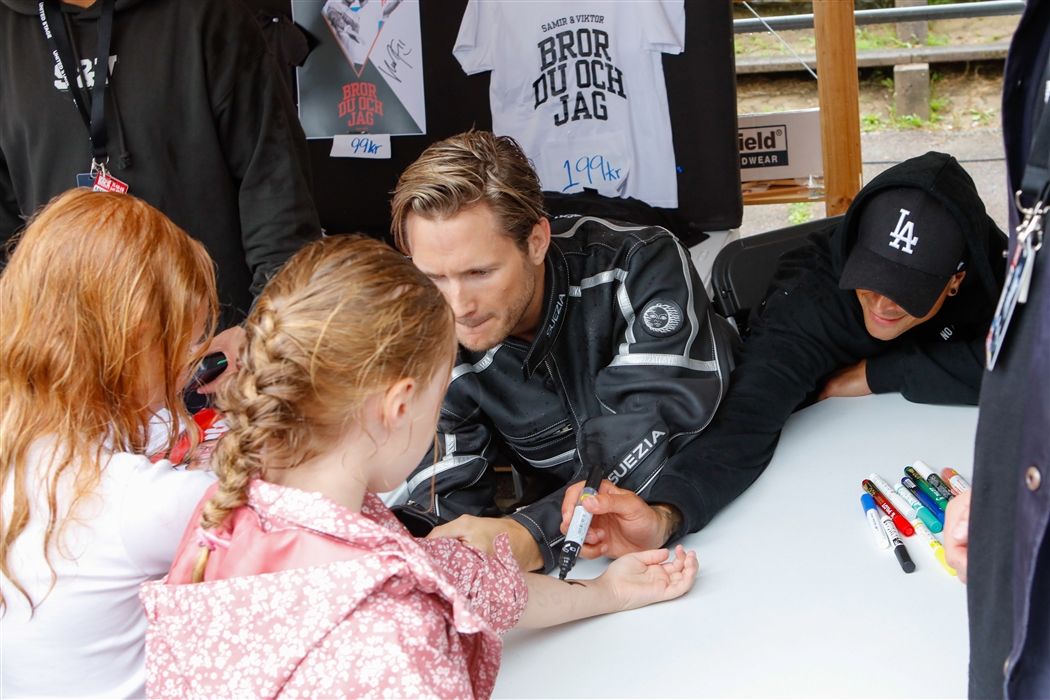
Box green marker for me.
[891,478,942,533]
[905,466,949,512]
[912,460,955,502]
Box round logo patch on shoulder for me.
[641,299,684,336]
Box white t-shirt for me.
[1,441,215,699]
[454,0,685,208]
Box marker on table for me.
[941,468,971,496]
[862,479,915,537]
[911,519,956,576]
[870,472,919,522]
[912,460,955,503]
[860,494,890,549]
[902,476,945,523]
[879,509,916,573]
[890,477,942,533]
[905,466,949,513]
[557,443,605,580]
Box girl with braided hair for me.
[1,190,219,698]
[142,234,697,699]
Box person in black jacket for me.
[949,2,1050,696]
[0,0,321,369]
[563,152,1007,562]
[386,131,736,573]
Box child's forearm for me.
[515,573,619,629]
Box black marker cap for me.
[894,544,916,574]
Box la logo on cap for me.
[888,208,919,254]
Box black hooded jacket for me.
[646,152,1007,536]
[0,0,320,323]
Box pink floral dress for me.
[140,481,528,699]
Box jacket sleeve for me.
[391,373,503,535]
[283,592,481,699]
[416,533,528,634]
[865,334,984,405]
[0,146,22,262]
[206,4,321,297]
[647,249,855,535]
[509,233,734,570]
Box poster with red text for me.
[292,0,425,137]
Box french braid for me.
[191,235,456,583]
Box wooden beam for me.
[813,0,863,215]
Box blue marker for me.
[861,494,890,549]
[903,477,945,524]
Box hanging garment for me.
[454,0,685,208]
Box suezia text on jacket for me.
[394,216,737,573]
[0,0,320,323]
[646,152,1007,539]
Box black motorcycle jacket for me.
[393,216,737,572]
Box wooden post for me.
[813,0,863,215]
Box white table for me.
[493,393,977,699]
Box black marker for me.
[183,352,227,413]
[557,440,604,580]
[878,509,916,574]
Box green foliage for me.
[880,76,894,91]
[930,96,951,123]
[927,33,950,47]
[788,202,814,227]
[969,108,997,126]
[855,28,907,52]
[861,113,885,133]
[896,113,925,129]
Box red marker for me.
[862,479,915,537]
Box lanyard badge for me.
[38,0,128,193]
[986,192,1046,370]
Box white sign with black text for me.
[737,108,822,182]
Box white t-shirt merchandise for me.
[454,0,685,208]
[1,442,215,699]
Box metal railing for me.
[733,0,1024,34]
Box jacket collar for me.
[522,244,570,379]
[247,480,412,552]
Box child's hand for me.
[596,544,698,612]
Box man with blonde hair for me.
[389,130,736,573]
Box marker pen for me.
[870,472,916,518]
[913,460,955,502]
[903,477,946,524]
[862,479,915,537]
[941,468,971,495]
[891,478,942,533]
[880,511,916,573]
[911,519,957,576]
[905,466,949,512]
[557,442,605,580]
[926,474,955,502]
[861,494,890,549]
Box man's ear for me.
[527,218,551,267]
[948,270,966,296]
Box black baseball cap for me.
[839,188,968,317]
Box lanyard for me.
[38,0,115,174]
[987,57,1050,370]
[1019,55,1050,212]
